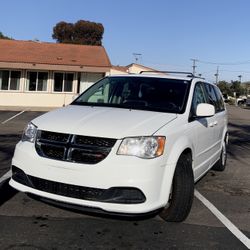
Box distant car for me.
[10,72,228,222]
[237,96,247,106]
[246,98,250,107]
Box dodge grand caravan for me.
[10,72,228,222]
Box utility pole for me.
[190,59,198,75]
[214,66,219,84]
[238,75,242,83]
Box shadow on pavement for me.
[228,122,250,157]
[0,179,18,206]
[0,134,21,162]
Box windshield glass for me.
[72,76,191,113]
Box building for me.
[111,63,158,75]
[0,39,111,110]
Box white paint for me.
[33,105,177,139]
[195,189,250,249]
[1,110,26,124]
[0,170,12,184]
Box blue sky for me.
[1,0,250,82]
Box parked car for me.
[10,72,228,222]
[246,98,250,107]
[237,96,247,106]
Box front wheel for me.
[159,153,194,222]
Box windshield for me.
[72,76,191,113]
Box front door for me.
[188,82,215,180]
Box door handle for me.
[209,121,217,127]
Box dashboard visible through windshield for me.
[72,76,191,113]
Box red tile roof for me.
[0,39,111,67]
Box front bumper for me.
[10,141,172,214]
[11,165,146,204]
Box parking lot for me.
[0,105,249,249]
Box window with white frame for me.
[26,71,48,91]
[0,70,21,91]
[54,72,74,92]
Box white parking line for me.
[195,189,250,249]
[1,110,26,124]
[0,170,12,184]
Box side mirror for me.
[196,103,215,117]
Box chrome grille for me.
[35,130,116,164]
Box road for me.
[0,106,249,249]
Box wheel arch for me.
[159,137,194,207]
[159,149,194,221]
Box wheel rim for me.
[221,142,226,165]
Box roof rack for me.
[139,70,204,79]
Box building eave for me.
[0,61,110,73]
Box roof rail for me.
[139,70,193,76]
[139,71,206,79]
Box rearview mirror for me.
[196,103,215,117]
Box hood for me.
[32,105,177,139]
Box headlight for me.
[22,122,37,143]
[117,136,165,159]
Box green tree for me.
[52,20,104,46]
[217,81,233,96]
[230,81,245,97]
[52,22,74,43]
[0,31,12,40]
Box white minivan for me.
[10,72,228,222]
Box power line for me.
[198,59,250,66]
[220,69,250,74]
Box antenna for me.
[133,53,142,63]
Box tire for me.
[159,153,194,222]
[238,101,243,106]
[212,138,227,171]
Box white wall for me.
[110,68,128,75]
[0,92,76,108]
[0,70,107,109]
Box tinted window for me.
[72,77,191,114]
[204,83,220,112]
[54,73,63,92]
[0,70,9,90]
[213,85,225,111]
[64,73,73,92]
[190,82,207,117]
[9,71,21,90]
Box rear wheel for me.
[212,138,227,171]
[159,153,194,222]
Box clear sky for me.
[1,0,250,82]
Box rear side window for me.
[213,85,225,111]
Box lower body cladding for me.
[9,141,175,215]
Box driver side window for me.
[190,82,207,119]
